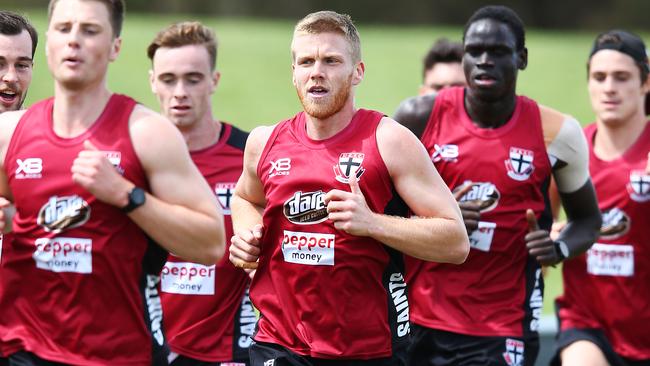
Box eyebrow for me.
[0,56,34,63]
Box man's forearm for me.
[368,213,469,264]
[231,194,264,234]
[557,181,602,258]
[129,193,224,265]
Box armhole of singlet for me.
[3,103,42,176]
[122,100,150,190]
[372,113,396,192]
[226,124,250,152]
[255,121,286,179]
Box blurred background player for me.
[419,38,465,96]
[148,21,253,366]
[551,30,650,366]
[394,5,601,366]
[0,11,38,365]
[229,10,469,365]
[0,10,37,112]
[0,0,225,364]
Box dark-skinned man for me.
[394,5,601,366]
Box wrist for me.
[121,186,146,213]
[367,212,384,238]
[554,240,570,261]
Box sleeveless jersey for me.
[556,122,650,360]
[407,87,552,338]
[0,95,162,365]
[253,109,410,359]
[160,123,253,362]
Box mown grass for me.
[13,9,640,314]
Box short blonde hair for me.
[293,10,361,63]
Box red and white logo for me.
[281,230,335,266]
[160,262,216,295]
[269,158,291,177]
[15,157,43,179]
[215,182,236,215]
[33,237,93,274]
[505,147,535,181]
[627,170,650,202]
[333,152,365,183]
[102,151,124,175]
[503,338,525,366]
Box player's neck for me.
[304,101,356,140]
[52,82,112,138]
[464,91,516,129]
[594,114,647,160]
[182,117,222,152]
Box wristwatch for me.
[122,187,146,213]
[554,240,570,261]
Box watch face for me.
[131,187,146,206]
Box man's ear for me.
[518,47,528,70]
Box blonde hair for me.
[147,21,217,70]
[293,10,361,63]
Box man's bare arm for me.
[71,105,225,265]
[229,126,274,268]
[0,110,25,233]
[325,117,469,263]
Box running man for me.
[148,21,253,366]
[0,0,225,364]
[551,29,650,366]
[229,10,469,366]
[394,5,601,366]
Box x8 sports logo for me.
[269,158,291,177]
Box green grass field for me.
[13,9,640,315]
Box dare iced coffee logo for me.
[37,195,91,233]
[283,191,328,225]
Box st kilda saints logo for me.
[333,152,365,184]
[627,170,650,202]
[600,207,630,240]
[453,181,501,212]
[37,195,91,233]
[283,191,328,225]
[505,147,534,181]
[215,182,236,215]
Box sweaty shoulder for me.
[393,94,436,139]
[0,110,27,165]
[539,104,590,193]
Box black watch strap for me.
[122,187,146,213]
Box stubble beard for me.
[298,74,352,120]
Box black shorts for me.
[169,353,249,366]
[4,349,170,366]
[249,341,406,366]
[551,327,650,366]
[407,323,539,366]
[2,352,66,366]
